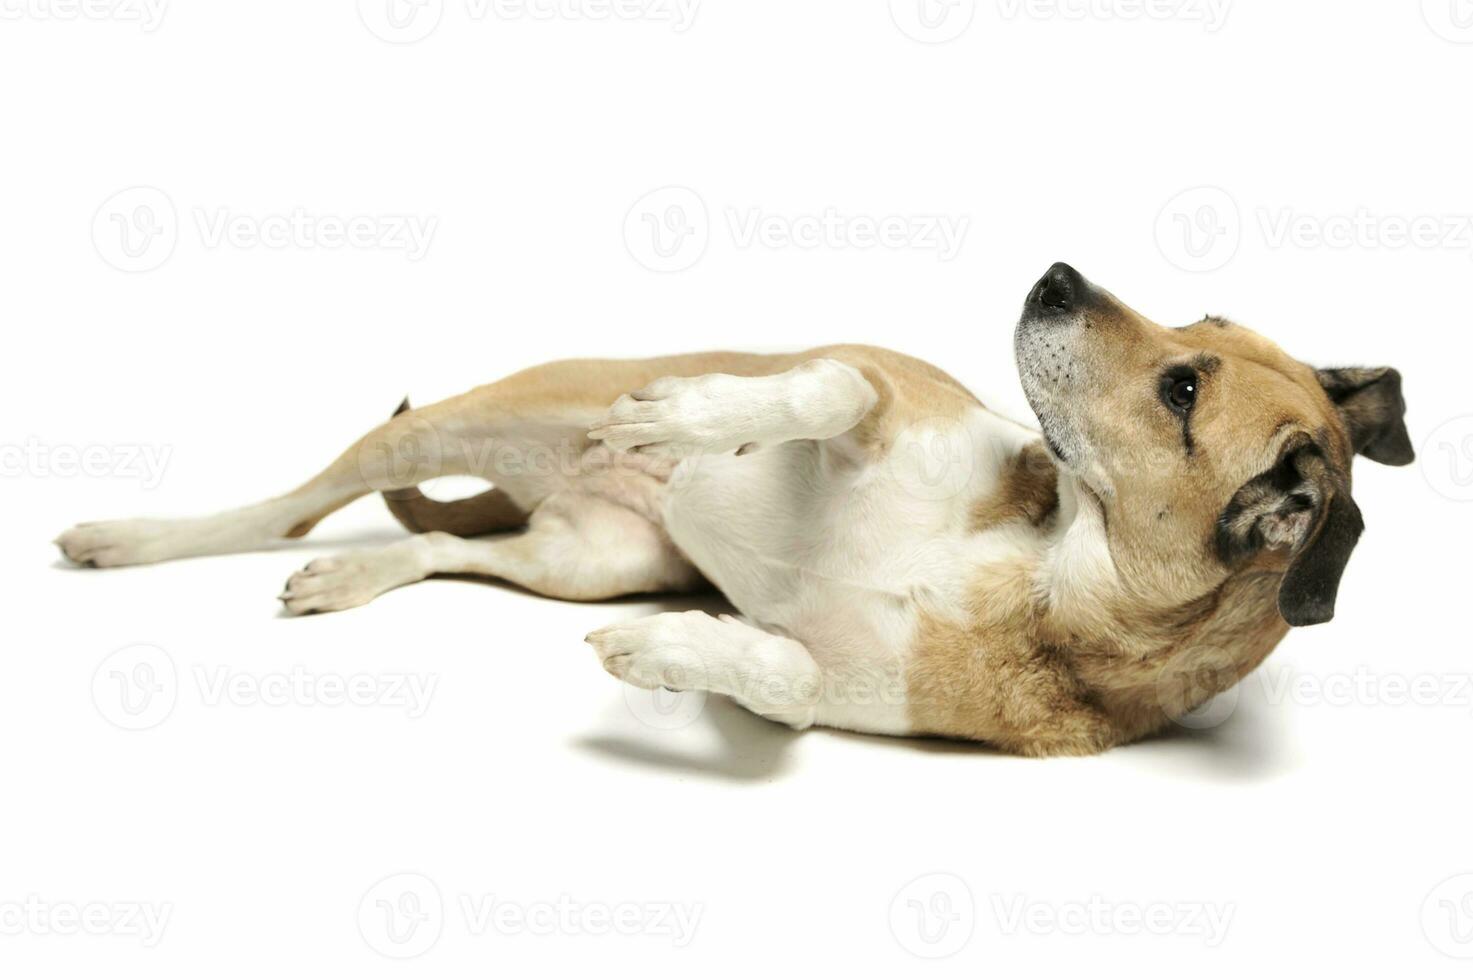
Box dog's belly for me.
[661,412,1030,734]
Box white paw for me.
[587,375,755,458]
[279,545,426,615]
[55,519,187,568]
[585,611,724,691]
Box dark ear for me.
[1277,486,1364,626]
[1316,367,1414,466]
[1216,441,1364,627]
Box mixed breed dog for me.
[57,263,1412,755]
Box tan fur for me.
[905,290,1365,754]
[969,442,1059,533]
[56,274,1404,756]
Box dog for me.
[55,263,1413,755]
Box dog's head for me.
[1015,262,1412,627]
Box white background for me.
[4,0,1473,975]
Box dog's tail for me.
[381,399,528,537]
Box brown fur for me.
[904,283,1406,754]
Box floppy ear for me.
[1216,441,1364,627]
[1316,367,1414,465]
[1277,486,1364,627]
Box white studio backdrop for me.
[3,1,1473,977]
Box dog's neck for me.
[1027,466,1291,739]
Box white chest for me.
[661,407,1037,652]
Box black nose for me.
[1029,262,1086,313]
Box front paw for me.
[587,376,748,458]
[585,612,716,691]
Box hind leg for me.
[53,389,511,568]
[54,350,838,569]
[280,491,701,614]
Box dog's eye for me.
[1162,370,1199,413]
